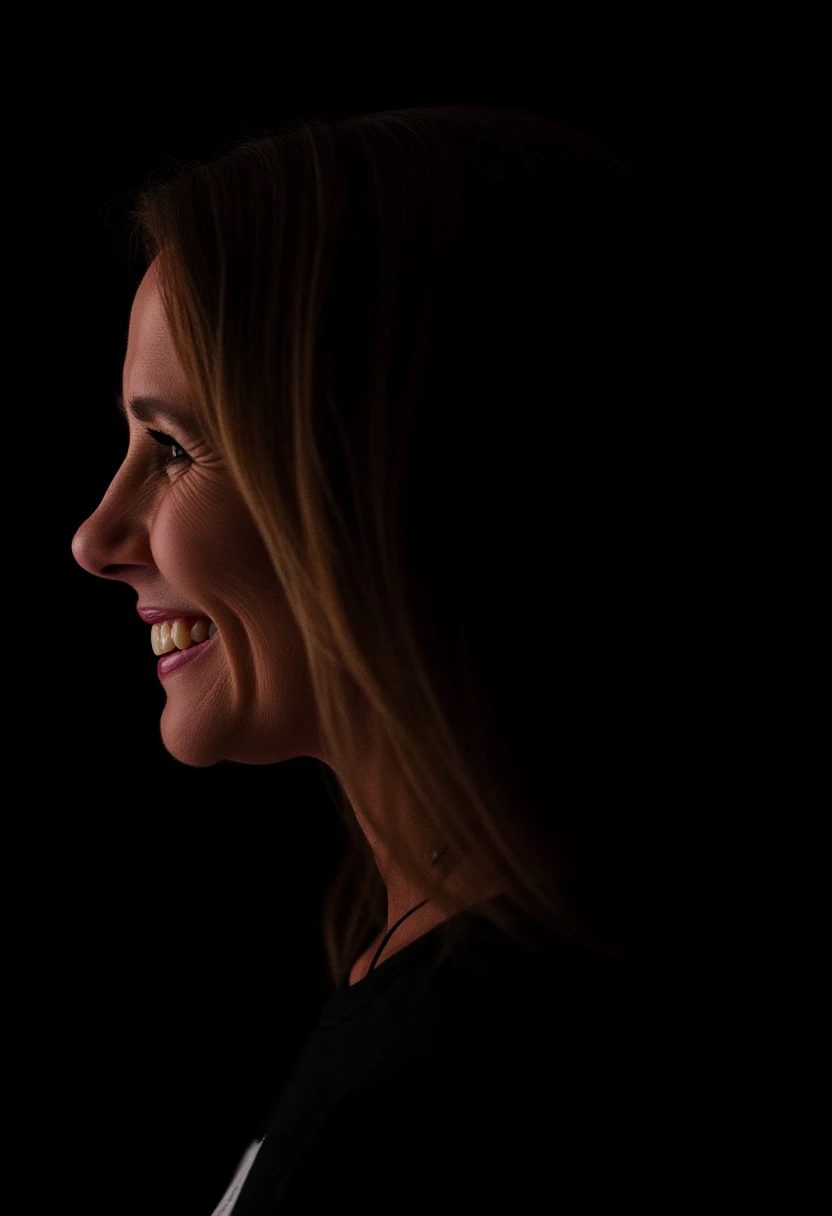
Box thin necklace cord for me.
[367,899,430,974]
[365,846,449,975]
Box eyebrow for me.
[116,393,193,432]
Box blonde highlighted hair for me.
[126,104,725,988]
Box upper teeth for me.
[151,618,217,656]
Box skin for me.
[72,258,505,983]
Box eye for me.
[145,427,191,467]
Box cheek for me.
[150,478,219,593]
[150,476,277,606]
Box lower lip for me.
[157,632,220,681]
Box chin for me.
[158,698,231,768]
[159,706,291,768]
[159,723,224,768]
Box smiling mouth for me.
[155,628,220,682]
[150,617,217,656]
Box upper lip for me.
[137,606,213,624]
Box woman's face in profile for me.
[72,259,321,768]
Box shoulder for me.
[279,921,808,1213]
[280,937,671,1210]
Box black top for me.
[209,892,806,1215]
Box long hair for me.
[126,104,734,988]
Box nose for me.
[71,470,153,580]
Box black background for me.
[8,30,824,1216]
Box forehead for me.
[123,259,183,396]
[126,259,167,355]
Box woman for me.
[72,106,798,1212]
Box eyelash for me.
[145,427,191,467]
